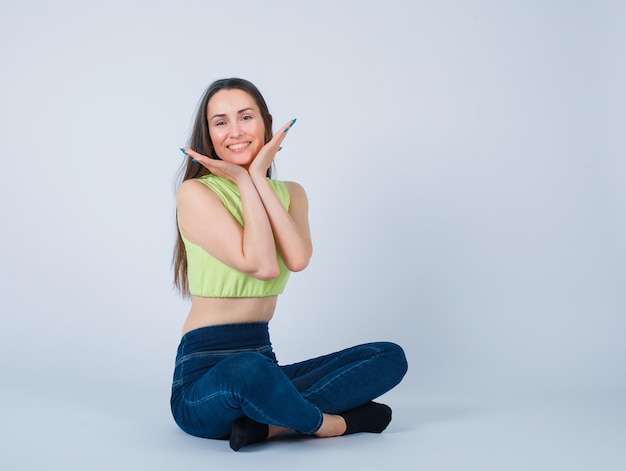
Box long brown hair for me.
[172,78,275,296]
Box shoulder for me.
[176,177,221,207]
[282,181,307,199]
[282,181,309,211]
[177,178,206,198]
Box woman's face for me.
[206,88,266,167]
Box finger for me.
[280,118,297,134]
[180,147,210,164]
[180,147,207,159]
[267,118,297,148]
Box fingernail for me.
[278,147,283,152]
[180,147,188,155]
[284,118,297,132]
[192,159,198,163]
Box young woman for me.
[171,78,407,451]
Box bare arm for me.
[251,177,312,272]
[248,119,312,271]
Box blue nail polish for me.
[291,118,297,126]
[180,147,188,155]
[284,127,290,133]
[192,159,198,163]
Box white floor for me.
[3,385,624,471]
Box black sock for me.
[339,402,392,435]
[229,417,269,451]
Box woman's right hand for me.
[181,148,248,183]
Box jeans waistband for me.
[178,322,271,356]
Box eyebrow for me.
[209,108,255,121]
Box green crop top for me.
[181,174,291,298]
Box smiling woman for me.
[170,78,408,451]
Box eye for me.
[241,115,252,121]
[215,120,226,126]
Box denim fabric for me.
[170,322,408,439]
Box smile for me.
[227,142,251,151]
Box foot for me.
[229,417,269,451]
[339,402,392,435]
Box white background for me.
[1,1,625,469]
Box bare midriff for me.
[181,296,278,336]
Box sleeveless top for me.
[181,174,291,297]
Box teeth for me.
[228,143,249,150]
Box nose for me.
[229,120,243,137]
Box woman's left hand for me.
[248,119,296,179]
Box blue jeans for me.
[170,322,408,439]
